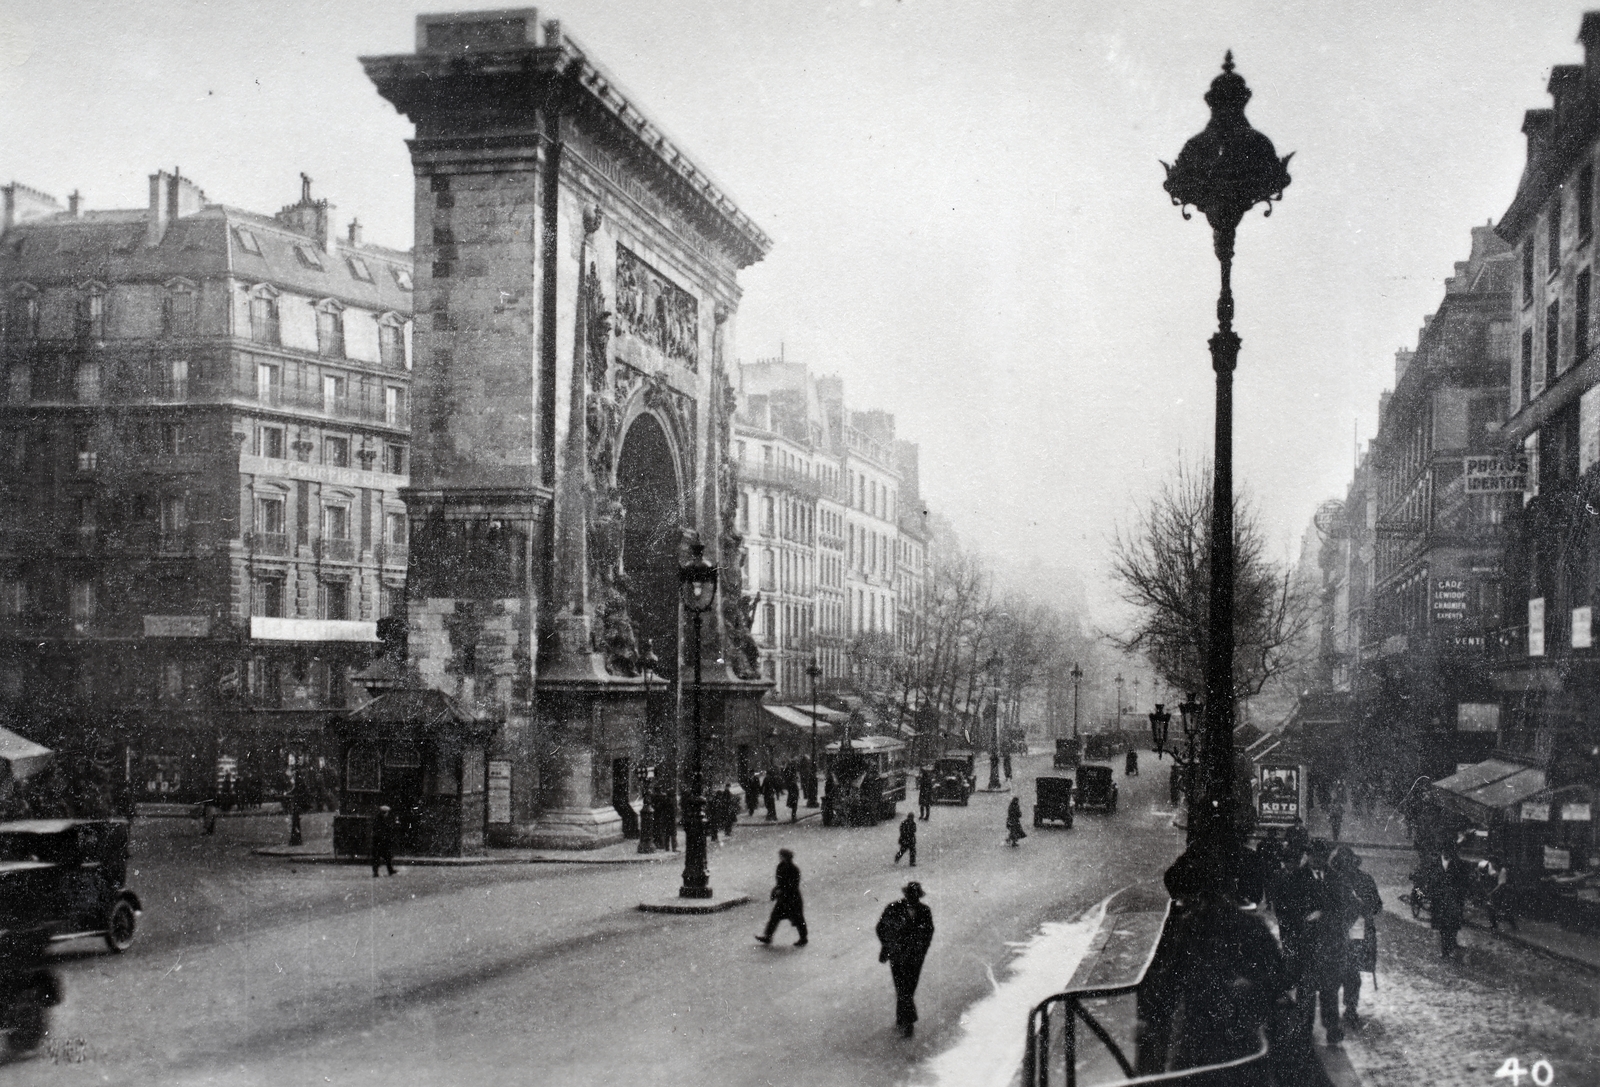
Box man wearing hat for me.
[756,848,808,946]
[370,804,396,878]
[876,881,935,1038]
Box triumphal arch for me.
[364,9,771,846]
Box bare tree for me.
[1109,460,1311,701]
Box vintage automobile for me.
[1083,733,1121,762]
[1075,765,1119,813]
[1053,737,1082,770]
[0,819,142,953]
[1033,776,1075,828]
[929,751,977,805]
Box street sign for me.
[1463,453,1527,493]
[1432,578,1468,623]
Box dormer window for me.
[377,313,407,369]
[346,256,373,282]
[1549,198,1563,275]
[5,289,39,341]
[315,300,345,358]
[234,227,261,255]
[393,268,413,291]
[162,280,197,337]
[248,285,279,345]
[294,245,324,270]
[77,284,107,340]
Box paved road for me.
[15,752,1185,1087]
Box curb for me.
[637,894,754,915]
[252,848,670,866]
[1465,918,1600,975]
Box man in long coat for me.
[756,848,808,946]
[1427,842,1472,958]
[370,804,396,877]
[877,881,935,1037]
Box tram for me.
[820,734,908,826]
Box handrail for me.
[1022,891,1274,1087]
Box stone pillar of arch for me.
[364,10,772,849]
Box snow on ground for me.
[913,898,1109,1087]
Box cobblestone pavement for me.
[1327,852,1600,1087]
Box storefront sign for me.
[1529,598,1545,657]
[143,614,211,637]
[1522,802,1551,822]
[1256,763,1303,825]
[1544,845,1572,871]
[1463,453,1527,493]
[1432,579,1468,623]
[487,760,512,824]
[1576,606,1594,649]
[1561,803,1592,822]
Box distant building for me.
[0,171,413,801]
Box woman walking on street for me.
[1005,796,1026,847]
[756,848,808,947]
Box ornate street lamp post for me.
[1150,695,1205,838]
[637,638,660,856]
[806,658,823,808]
[1115,673,1125,728]
[1162,53,1291,870]
[678,540,718,899]
[1071,663,1083,741]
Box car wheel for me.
[105,899,137,953]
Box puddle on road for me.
[912,897,1108,1087]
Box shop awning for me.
[762,705,834,735]
[0,726,53,782]
[1431,758,1546,823]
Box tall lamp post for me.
[986,654,1004,790]
[1150,695,1205,836]
[1071,663,1083,741]
[637,638,660,855]
[678,540,718,900]
[1162,53,1291,871]
[806,658,823,808]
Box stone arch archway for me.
[615,412,684,672]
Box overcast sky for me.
[0,0,1589,623]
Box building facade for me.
[0,171,413,802]
[1491,15,1600,835]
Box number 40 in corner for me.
[1496,1058,1554,1086]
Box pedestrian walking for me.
[917,767,933,820]
[1294,839,1351,1044]
[1002,751,1013,782]
[1331,846,1381,1029]
[744,771,760,817]
[787,776,800,823]
[1427,842,1471,958]
[756,848,808,946]
[1005,795,1026,847]
[894,811,918,866]
[370,804,396,877]
[876,881,935,1037]
[762,770,779,822]
[1328,790,1345,843]
[720,783,738,839]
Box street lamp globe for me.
[1148,703,1172,755]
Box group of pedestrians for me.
[743,760,815,823]
[755,847,935,1039]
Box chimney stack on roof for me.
[146,168,207,246]
[67,191,81,218]
[2,182,60,235]
[348,218,363,246]
[275,173,335,253]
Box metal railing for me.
[1023,898,1274,1087]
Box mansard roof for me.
[1498,15,1600,242]
[0,205,413,314]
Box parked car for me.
[1053,738,1082,770]
[0,819,142,953]
[929,752,977,805]
[1033,776,1075,828]
[1075,765,1119,813]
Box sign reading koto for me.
[1463,453,1527,493]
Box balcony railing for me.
[740,462,822,498]
[249,532,291,556]
[239,381,409,429]
[317,537,355,562]
[376,542,408,567]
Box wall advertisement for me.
[1257,763,1304,826]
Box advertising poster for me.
[1257,763,1304,825]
